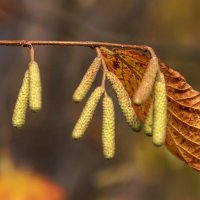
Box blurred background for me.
[0,0,200,199]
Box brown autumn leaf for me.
[100,47,200,172]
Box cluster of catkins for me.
[11,46,167,159]
[133,55,167,146]
[12,58,42,128]
[72,47,167,159]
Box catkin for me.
[152,73,167,146]
[73,57,101,102]
[12,70,30,128]
[72,86,104,139]
[29,61,42,111]
[144,101,154,136]
[106,72,141,132]
[102,95,115,159]
[134,56,159,105]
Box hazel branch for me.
[0,40,153,51]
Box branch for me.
[0,40,151,50]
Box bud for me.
[106,72,141,132]
[152,73,167,146]
[12,70,30,128]
[29,61,42,111]
[72,87,104,139]
[102,95,115,159]
[73,57,101,102]
[134,56,159,105]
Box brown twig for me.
[0,40,152,50]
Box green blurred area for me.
[0,0,199,199]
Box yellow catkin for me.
[134,56,159,105]
[29,61,42,111]
[102,95,115,159]
[152,73,167,146]
[72,87,104,139]
[12,70,30,128]
[72,57,101,102]
[106,72,141,132]
[144,101,154,136]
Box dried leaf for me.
[100,47,200,172]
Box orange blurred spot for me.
[0,171,66,200]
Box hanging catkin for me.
[102,95,115,159]
[12,70,30,128]
[72,87,104,139]
[144,101,154,136]
[106,72,141,132]
[73,57,101,102]
[134,56,159,105]
[29,61,42,111]
[152,73,167,146]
